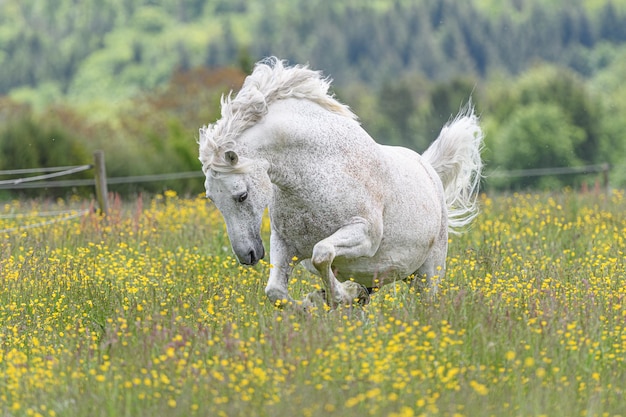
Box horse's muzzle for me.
[238,245,265,266]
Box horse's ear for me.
[224,150,238,166]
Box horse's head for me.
[203,150,272,266]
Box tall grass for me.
[1,190,624,417]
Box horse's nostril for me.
[248,250,258,265]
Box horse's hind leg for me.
[310,217,381,308]
[413,258,445,297]
[412,236,447,297]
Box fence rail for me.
[0,165,91,175]
[487,163,610,178]
[0,164,93,186]
[0,171,204,189]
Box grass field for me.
[1,190,625,417]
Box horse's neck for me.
[242,99,355,188]
[244,100,377,192]
[283,101,336,138]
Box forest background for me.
[1,0,626,195]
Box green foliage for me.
[491,103,586,189]
[1,0,626,192]
[0,116,89,171]
[589,47,626,185]
[481,64,617,189]
[2,0,626,100]
[0,115,91,197]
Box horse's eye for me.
[237,192,248,203]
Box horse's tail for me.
[422,103,484,234]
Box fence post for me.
[93,150,109,215]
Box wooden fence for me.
[486,163,611,192]
[0,150,204,215]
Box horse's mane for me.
[199,57,357,173]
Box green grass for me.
[1,190,625,417]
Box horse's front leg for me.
[264,230,297,307]
[311,217,382,308]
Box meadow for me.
[0,190,624,417]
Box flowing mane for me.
[199,57,357,172]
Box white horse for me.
[199,57,483,308]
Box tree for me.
[515,66,602,164]
[486,64,604,168]
[491,103,586,189]
[0,115,91,196]
[377,79,417,147]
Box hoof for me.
[302,289,327,311]
[302,282,370,310]
[340,281,370,306]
